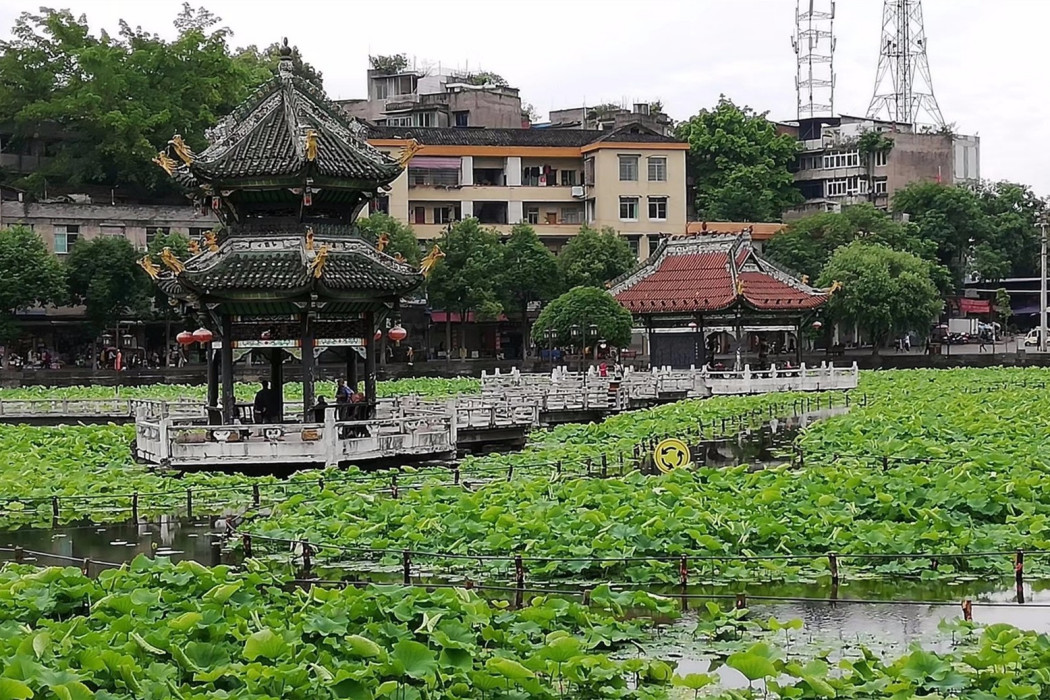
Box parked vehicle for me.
[1025,329,1048,347]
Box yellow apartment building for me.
[365,123,689,259]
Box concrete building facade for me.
[546,103,674,136]
[364,123,689,259]
[338,67,525,129]
[780,115,981,219]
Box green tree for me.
[531,286,633,351]
[356,213,422,267]
[0,5,272,198]
[557,225,636,289]
[996,287,1013,334]
[764,203,939,283]
[67,236,151,334]
[426,219,504,358]
[675,96,802,221]
[238,39,323,88]
[817,242,944,356]
[499,224,560,358]
[0,226,67,341]
[857,130,894,203]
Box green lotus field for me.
[2,368,1050,698]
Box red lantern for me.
[176,331,196,346]
[388,326,407,343]
[192,327,214,344]
[374,330,382,341]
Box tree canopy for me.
[0,226,67,341]
[675,96,801,221]
[764,203,943,288]
[892,181,1047,286]
[356,214,422,267]
[66,236,151,332]
[0,4,300,198]
[817,242,944,355]
[426,218,504,320]
[556,225,636,290]
[531,286,633,350]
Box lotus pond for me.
[3,367,1050,697]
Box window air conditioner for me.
[571,186,585,199]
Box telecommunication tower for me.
[791,0,836,119]
[866,0,945,128]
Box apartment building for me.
[365,123,688,259]
[779,115,981,219]
[0,197,218,254]
[338,65,525,129]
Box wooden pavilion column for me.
[364,310,377,418]
[347,348,359,391]
[301,312,315,422]
[206,347,219,425]
[697,315,706,368]
[270,347,284,423]
[220,315,235,424]
[795,318,803,365]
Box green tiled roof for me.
[170,55,402,188]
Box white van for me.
[1025,329,1047,347]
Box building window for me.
[647,157,667,182]
[526,206,540,225]
[874,179,889,195]
[822,151,860,169]
[561,207,582,224]
[826,179,848,197]
[188,226,210,239]
[619,155,639,181]
[647,196,668,221]
[413,206,426,225]
[619,196,639,221]
[410,167,459,187]
[584,158,595,186]
[585,199,595,223]
[627,235,640,257]
[454,111,469,127]
[647,234,662,255]
[371,195,390,215]
[54,225,79,254]
[434,207,452,224]
[874,150,888,167]
[560,170,577,186]
[145,226,169,248]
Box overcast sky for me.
[2,0,1048,197]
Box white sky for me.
[2,0,1048,196]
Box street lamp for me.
[1040,213,1048,354]
[543,328,555,368]
[570,324,581,372]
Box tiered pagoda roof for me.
[145,40,423,316]
[610,232,827,315]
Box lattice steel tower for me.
[866,0,945,128]
[792,0,836,119]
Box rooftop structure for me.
[338,58,525,129]
[139,40,444,469]
[610,232,827,368]
[546,102,674,137]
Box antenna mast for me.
[867,0,945,128]
[792,0,836,120]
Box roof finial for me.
[280,37,292,58]
[278,38,293,77]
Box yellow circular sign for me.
[653,438,691,473]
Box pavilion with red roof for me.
[609,232,827,368]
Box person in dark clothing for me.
[253,381,274,424]
[335,379,352,420]
[313,396,328,423]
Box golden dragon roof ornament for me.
[160,247,186,275]
[420,245,445,277]
[137,255,160,280]
[152,151,178,176]
[204,231,219,253]
[304,129,318,161]
[826,280,843,296]
[396,141,423,169]
[168,134,195,165]
[377,233,390,253]
[310,244,329,278]
[305,226,315,251]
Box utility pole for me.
[1041,216,1048,353]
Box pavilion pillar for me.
[347,349,359,391]
[795,319,803,365]
[220,315,235,424]
[270,347,284,423]
[364,310,377,418]
[206,347,219,425]
[697,316,706,367]
[301,312,315,422]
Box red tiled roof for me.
[610,234,826,314]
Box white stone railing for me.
[134,405,456,469]
[703,361,859,395]
[0,397,202,421]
